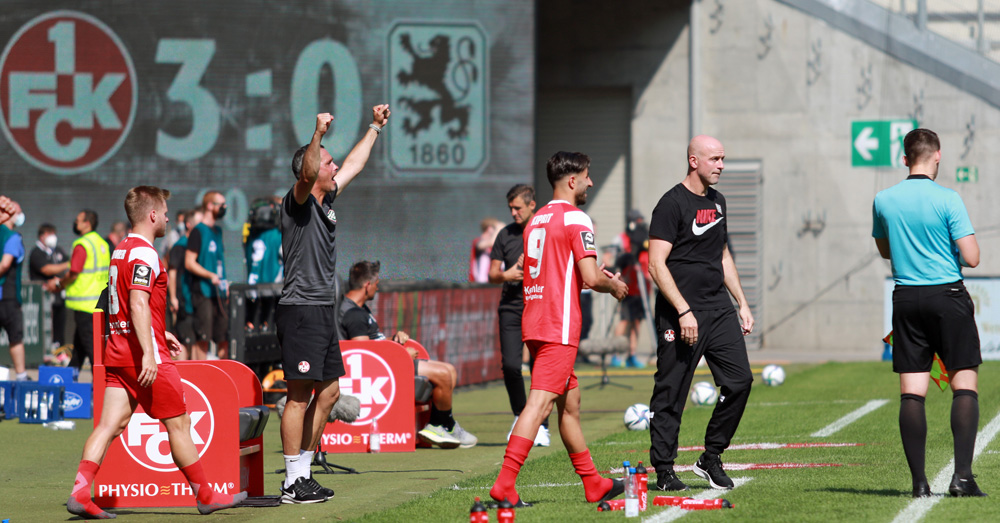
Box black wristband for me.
[678,308,692,318]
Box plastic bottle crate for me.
[0,381,17,419]
[17,383,64,424]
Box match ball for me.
[762,364,786,387]
[623,403,650,431]
[690,381,718,406]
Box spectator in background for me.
[168,209,202,361]
[185,191,228,360]
[608,209,651,368]
[105,220,129,250]
[59,209,110,373]
[246,196,283,285]
[340,260,477,448]
[469,217,502,283]
[159,209,187,264]
[29,223,70,351]
[0,201,27,380]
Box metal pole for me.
[978,0,986,54]
[916,0,927,31]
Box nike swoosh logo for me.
[692,217,723,236]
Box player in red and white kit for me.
[67,186,246,519]
[490,152,629,507]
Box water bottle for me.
[622,460,631,487]
[497,498,516,522]
[625,467,639,517]
[369,419,381,453]
[469,496,488,523]
[635,461,648,511]
[44,420,75,430]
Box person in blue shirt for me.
[185,191,228,360]
[0,200,27,380]
[872,128,984,498]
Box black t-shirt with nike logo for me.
[648,183,731,311]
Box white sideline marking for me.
[811,399,889,437]
[450,481,580,491]
[641,477,752,523]
[891,410,1000,523]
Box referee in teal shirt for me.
[872,128,984,498]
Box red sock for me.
[180,462,234,505]
[69,460,110,517]
[569,449,613,502]
[490,435,533,504]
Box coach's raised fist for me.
[315,113,334,135]
[372,104,390,127]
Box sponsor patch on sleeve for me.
[132,264,151,287]
[580,230,596,251]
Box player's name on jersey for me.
[531,213,553,226]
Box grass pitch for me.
[1,361,998,522]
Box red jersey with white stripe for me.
[105,234,170,367]
[522,200,598,347]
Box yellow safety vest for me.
[66,231,110,312]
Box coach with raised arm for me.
[276,104,390,504]
[872,128,985,498]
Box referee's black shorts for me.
[276,304,345,382]
[891,281,981,373]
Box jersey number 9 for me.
[526,228,546,279]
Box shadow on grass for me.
[809,487,913,497]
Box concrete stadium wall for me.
[539,0,1000,353]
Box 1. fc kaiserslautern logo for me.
[387,21,488,174]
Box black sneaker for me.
[280,477,327,504]
[306,474,334,498]
[655,468,690,492]
[598,478,625,502]
[949,474,987,497]
[693,453,734,490]
[912,480,932,498]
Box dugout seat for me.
[404,340,435,446]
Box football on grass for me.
[762,364,786,386]
[623,403,650,430]
[690,381,718,406]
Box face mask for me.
[12,213,25,228]
[72,222,81,235]
[43,234,58,249]
[216,204,227,219]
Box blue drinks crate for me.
[17,383,64,424]
[62,382,93,419]
[0,381,16,419]
[39,365,76,385]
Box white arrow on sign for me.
[854,126,879,161]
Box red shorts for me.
[526,340,578,394]
[106,364,187,420]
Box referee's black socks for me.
[951,389,979,478]
[899,393,927,485]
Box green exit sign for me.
[851,119,917,168]
[956,166,979,183]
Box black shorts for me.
[191,291,229,344]
[276,304,344,382]
[620,296,645,321]
[0,300,23,345]
[891,281,981,373]
[170,314,196,346]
